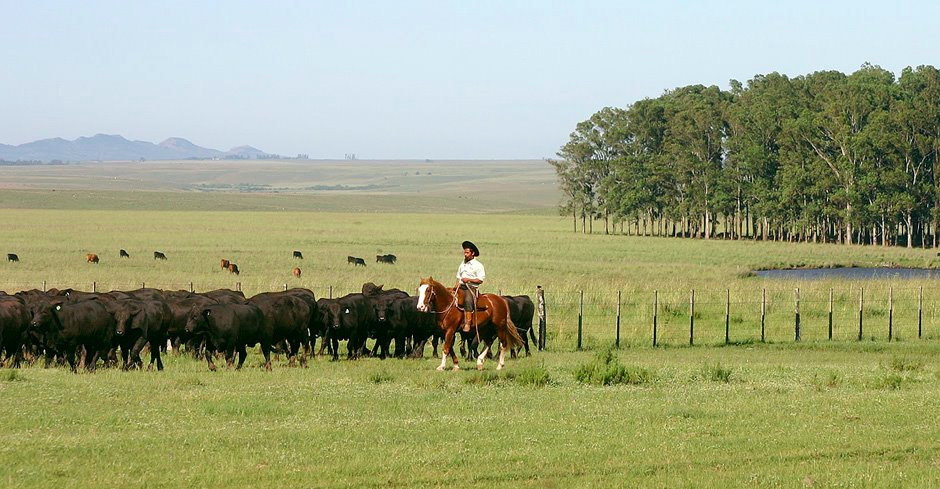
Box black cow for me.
[385,296,436,358]
[7,253,19,263]
[108,298,172,370]
[0,295,30,367]
[293,250,303,259]
[201,288,246,304]
[320,293,374,360]
[503,295,537,357]
[164,294,218,356]
[347,256,366,266]
[119,249,130,258]
[153,251,167,260]
[184,303,272,371]
[362,285,409,358]
[29,299,115,372]
[249,291,314,367]
[376,254,397,264]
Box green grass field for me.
[1,163,939,487]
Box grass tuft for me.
[574,348,654,386]
[812,370,841,391]
[2,370,24,382]
[368,371,394,384]
[698,363,733,383]
[887,356,925,372]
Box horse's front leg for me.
[476,344,491,370]
[438,327,459,371]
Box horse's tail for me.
[504,315,524,351]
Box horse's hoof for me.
[452,366,460,371]
[476,364,484,371]
[496,365,504,371]
[436,366,445,371]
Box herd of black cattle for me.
[0,282,537,372]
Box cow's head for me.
[185,308,211,334]
[114,303,142,336]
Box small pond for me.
[754,267,940,280]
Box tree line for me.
[550,64,940,248]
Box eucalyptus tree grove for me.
[551,64,940,248]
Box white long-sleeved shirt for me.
[456,258,485,285]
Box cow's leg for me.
[66,348,78,373]
[225,345,237,369]
[150,338,165,371]
[331,337,339,361]
[131,337,147,369]
[260,342,272,371]
[206,347,217,371]
[299,339,309,368]
[234,345,246,370]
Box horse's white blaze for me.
[476,346,490,366]
[417,284,429,312]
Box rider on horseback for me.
[457,240,485,333]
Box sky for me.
[2,1,939,159]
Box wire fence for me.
[4,281,940,351]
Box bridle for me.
[421,281,458,316]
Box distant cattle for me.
[119,249,130,258]
[228,263,240,275]
[7,253,18,263]
[293,251,303,259]
[347,256,366,267]
[376,254,397,264]
[86,253,99,264]
[153,251,167,260]
[220,259,230,270]
[292,267,302,278]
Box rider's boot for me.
[463,311,473,333]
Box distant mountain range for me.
[0,134,268,162]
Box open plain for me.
[1,160,939,487]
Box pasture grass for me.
[1,343,939,488]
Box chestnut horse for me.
[416,277,523,371]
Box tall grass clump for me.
[698,363,733,383]
[887,356,925,373]
[574,348,654,386]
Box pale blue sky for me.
[2,1,937,158]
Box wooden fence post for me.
[653,290,658,347]
[615,290,621,349]
[828,288,833,341]
[329,285,333,299]
[858,287,864,341]
[918,286,923,339]
[536,286,546,351]
[92,281,96,293]
[42,280,46,292]
[888,287,893,341]
[794,288,801,342]
[725,289,730,344]
[689,289,695,346]
[760,288,765,342]
[190,282,194,293]
[284,283,288,292]
[577,290,583,351]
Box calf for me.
[184,303,272,371]
[293,251,303,259]
[119,249,130,258]
[292,267,302,278]
[86,253,99,264]
[153,251,167,260]
[228,263,240,275]
[7,253,19,263]
[347,256,366,267]
[220,258,230,270]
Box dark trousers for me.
[459,283,478,311]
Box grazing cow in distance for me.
[376,254,397,264]
[220,259,230,270]
[86,253,99,264]
[119,249,130,258]
[292,267,302,278]
[153,251,167,260]
[7,253,18,263]
[293,251,303,259]
[228,263,240,275]
[348,256,366,267]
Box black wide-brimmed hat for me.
[461,241,480,257]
